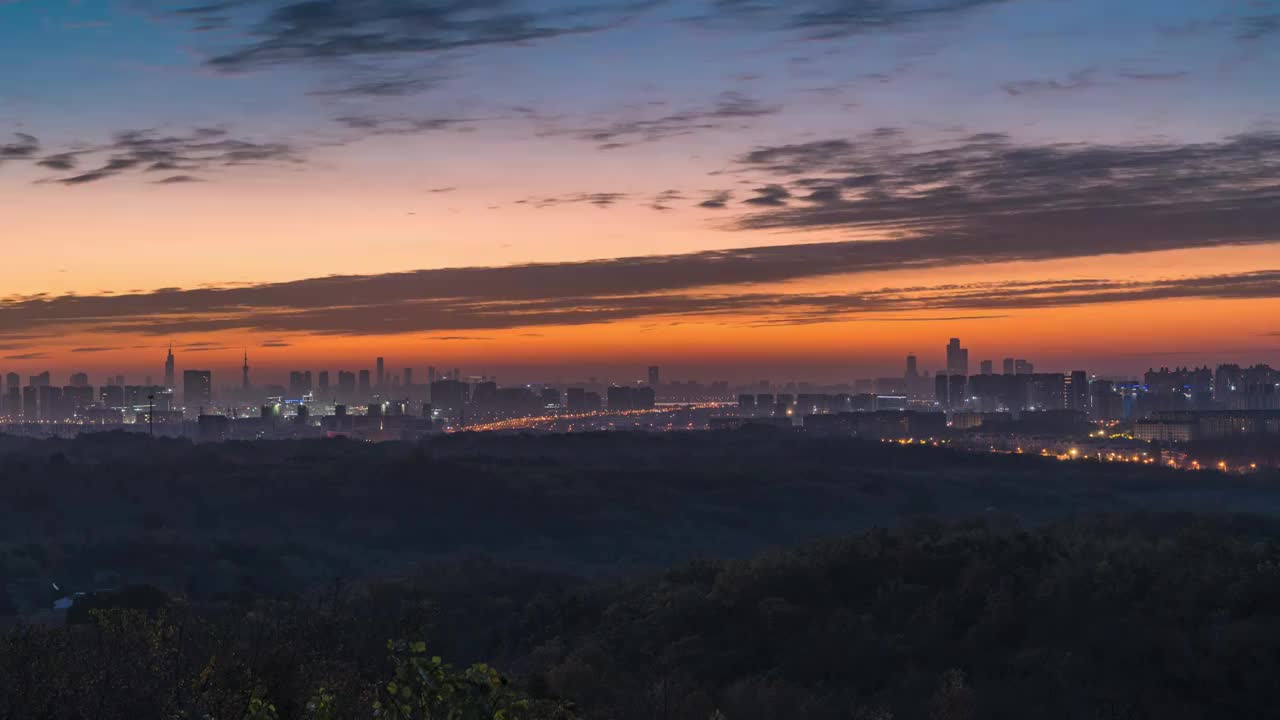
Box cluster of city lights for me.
[461,403,728,433]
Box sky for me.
[1,0,1279,384]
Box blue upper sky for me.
[3,0,1275,149]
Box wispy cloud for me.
[515,192,628,209]
[332,114,477,137]
[696,0,1010,38]
[723,130,1280,259]
[548,92,780,149]
[742,184,790,207]
[1238,12,1280,41]
[0,254,1277,339]
[1002,68,1097,97]
[650,189,685,211]
[21,128,302,185]
[698,190,733,209]
[0,133,39,161]
[170,0,663,72]
[308,64,447,98]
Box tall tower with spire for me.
[242,350,251,391]
[164,345,175,389]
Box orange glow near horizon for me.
[4,294,1276,383]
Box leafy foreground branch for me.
[1,610,574,720]
[370,640,573,720]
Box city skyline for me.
[1,332,1277,462]
[2,1,1279,374]
[3,336,1276,390]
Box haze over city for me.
[2,0,1279,381]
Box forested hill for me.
[505,516,1280,719]
[6,518,1280,719]
[2,430,1280,618]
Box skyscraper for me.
[905,354,921,399]
[183,369,212,408]
[242,351,251,390]
[648,366,660,387]
[945,338,969,378]
[980,360,993,376]
[337,371,356,397]
[935,374,949,407]
[318,371,330,394]
[1068,370,1089,412]
[5,373,19,420]
[70,372,89,387]
[359,369,371,395]
[376,357,385,388]
[1002,358,1015,375]
[164,345,175,388]
[289,371,313,397]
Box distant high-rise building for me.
[471,380,498,407]
[337,371,356,397]
[242,351,251,390]
[427,366,437,385]
[1015,359,1034,375]
[1067,370,1089,412]
[607,385,656,411]
[64,384,94,415]
[904,354,921,399]
[404,368,414,387]
[358,369,371,395]
[22,386,37,419]
[318,371,330,394]
[69,372,89,387]
[1089,380,1122,421]
[288,371,313,397]
[29,371,50,388]
[4,373,19,420]
[540,386,561,408]
[948,375,968,411]
[453,368,462,382]
[376,357,385,388]
[183,369,212,408]
[430,379,470,418]
[980,360,993,376]
[164,345,175,388]
[37,385,62,421]
[946,338,969,377]
[648,366,661,387]
[1002,358,1015,375]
